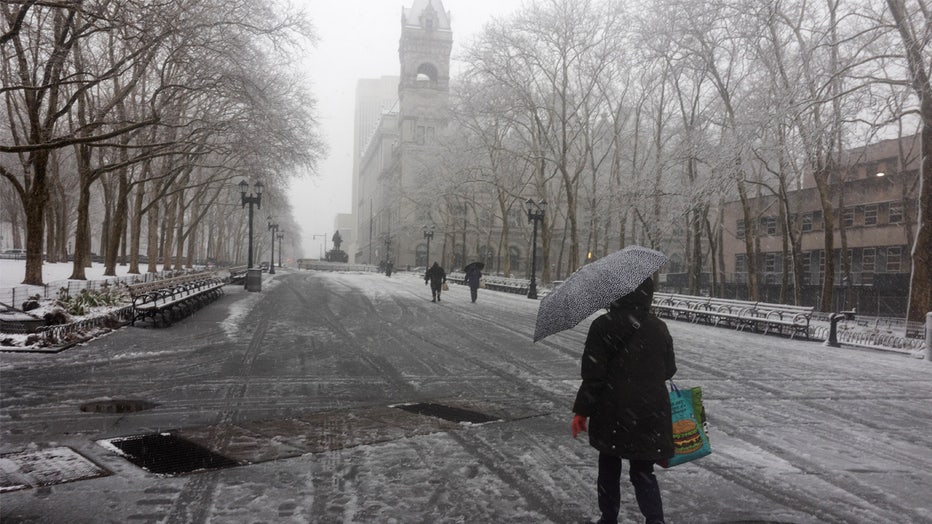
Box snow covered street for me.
[2,269,931,523]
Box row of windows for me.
[735,246,907,283]
[736,201,906,238]
[415,125,435,145]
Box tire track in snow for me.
[164,286,277,523]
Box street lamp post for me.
[383,234,393,276]
[267,217,278,274]
[239,179,263,270]
[422,225,435,266]
[525,198,547,299]
[277,231,284,267]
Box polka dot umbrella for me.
[533,245,669,342]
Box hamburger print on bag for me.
[660,384,711,468]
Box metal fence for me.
[35,305,135,347]
[0,268,204,309]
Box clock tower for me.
[398,0,452,148]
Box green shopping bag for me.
[659,382,711,468]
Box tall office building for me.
[349,76,399,263]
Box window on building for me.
[416,126,425,145]
[842,207,854,227]
[736,219,745,239]
[862,248,875,273]
[885,246,901,272]
[761,216,776,235]
[802,213,813,232]
[864,204,878,226]
[426,126,435,144]
[735,254,747,274]
[813,210,823,230]
[765,253,776,272]
[889,202,903,224]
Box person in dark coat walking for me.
[571,276,676,524]
[464,266,482,302]
[425,261,446,302]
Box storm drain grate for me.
[81,399,157,413]
[394,403,500,424]
[105,433,239,475]
[0,447,110,492]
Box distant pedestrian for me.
[464,265,482,303]
[425,261,446,302]
[385,261,393,277]
[571,277,676,524]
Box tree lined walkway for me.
[1,271,930,522]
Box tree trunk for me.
[147,199,160,274]
[812,161,836,313]
[69,163,93,280]
[737,179,759,300]
[161,196,177,268]
[129,181,145,274]
[174,191,186,270]
[887,0,932,323]
[17,150,52,285]
[104,172,130,276]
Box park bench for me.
[128,273,225,326]
[652,292,814,339]
[479,276,529,295]
[228,265,248,284]
[447,272,530,295]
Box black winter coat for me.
[572,302,676,460]
[425,264,446,285]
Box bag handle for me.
[669,380,681,396]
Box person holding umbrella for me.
[532,246,674,524]
[463,262,484,303]
[572,276,675,524]
[425,261,446,302]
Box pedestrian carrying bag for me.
[659,382,711,468]
[442,282,449,291]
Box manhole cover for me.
[103,433,239,475]
[393,403,500,424]
[0,447,110,492]
[80,399,157,413]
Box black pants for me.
[468,285,478,302]
[430,283,442,300]
[597,453,664,524]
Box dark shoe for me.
[431,299,435,302]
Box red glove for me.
[571,414,587,439]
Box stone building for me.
[720,133,921,315]
[349,76,399,263]
[353,0,453,269]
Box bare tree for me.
[886,0,932,323]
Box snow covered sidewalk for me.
[2,270,931,522]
